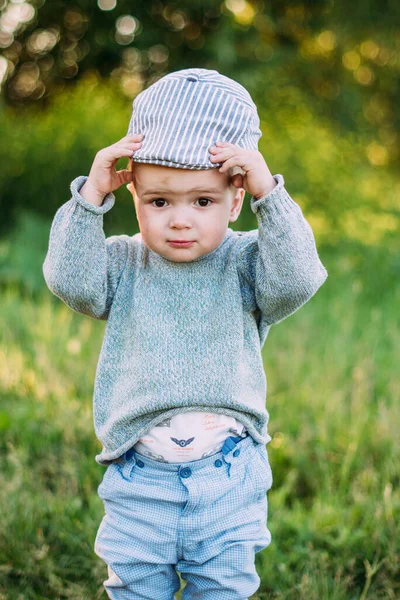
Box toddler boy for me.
[43,68,328,599]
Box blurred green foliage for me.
[0,2,399,597]
[1,0,399,177]
[0,0,399,253]
[0,71,398,244]
[0,264,398,598]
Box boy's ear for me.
[229,187,245,223]
[126,181,135,195]
[126,158,136,196]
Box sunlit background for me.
[0,1,399,599]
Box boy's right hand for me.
[80,134,144,206]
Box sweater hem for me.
[95,407,272,465]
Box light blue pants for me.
[94,434,273,600]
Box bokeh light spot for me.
[115,32,134,46]
[122,47,141,69]
[97,0,117,10]
[225,0,255,25]
[26,28,59,55]
[342,50,361,70]
[170,11,187,30]
[225,0,246,13]
[147,44,169,64]
[116,15,138,36]
[0,55,8,84]
[354,65,374,85]
[317,30,337,52]
[0,2,35,33]
[271,432,285,449]
[360,39,380,60]
[0,30,14,48]
[366,142,388,166]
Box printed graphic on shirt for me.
[171,437,195,447]
[202,413,227,432]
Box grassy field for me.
[0,241,398,599]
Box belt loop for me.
[120,455,136,481]
[221,436,243,478]
[221,436,242,456]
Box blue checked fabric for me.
[94,435,273,599]
[127,68,262,170]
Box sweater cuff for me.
[70,176,115,215]
[250,174,290,214]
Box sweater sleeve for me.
[42,175,130,321]
[236,173,328,327]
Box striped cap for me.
[127,68,262,171]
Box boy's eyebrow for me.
[142,187,223,196]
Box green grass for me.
[0,243,399,599]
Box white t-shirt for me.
[132,411,248,463]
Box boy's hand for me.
[80,134,144,205]
[209,142,277,199]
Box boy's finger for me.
[125,134,144,141]
[218,156,244,173]
[209,144,228,151]
[114,140,143,151]
[113,134,143,146]
[209,148,231,161]
[97,149,139,165]
[113,142,143,155]
[102,144,141,158]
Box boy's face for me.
[127,162,245,262]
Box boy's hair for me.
[126,68,261,172]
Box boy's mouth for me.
[168,240,194,248]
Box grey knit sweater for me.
[43,173,328,465]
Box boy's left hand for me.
[209,141,277,199]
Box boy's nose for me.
[170,219,192,229]
[169,211,192,228]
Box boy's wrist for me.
[253,176,278,200]
[80,178,106,207]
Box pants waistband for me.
[113,434,260,479]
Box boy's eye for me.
[196,197,212,207]
[152,198,167,208]
[150,198,213,208]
